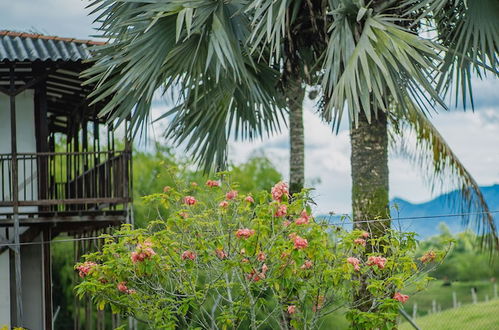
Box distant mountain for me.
[389,184,499,239]
[319,185,499,239]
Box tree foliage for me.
[76,181,443,329]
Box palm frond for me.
[391,108,498,251]
[321,8,446,129]
[403,0,499,108]
[83,0,284,170]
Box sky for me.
[2,0,499,214]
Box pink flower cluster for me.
[367,256,387,269]
[247,264,268,282]
[354,238,366,246]
[244,195,255,203]
[393,292,409,303]
[295,210,310,225]
[206,180,220,187]
[275,204,287,217]
[117,281,135,294]
[219,200,229,208]
[301,260,313,270]
[215,248,228,260]
[257,251,266,261]
[420,250,436,263]
[131,241,156,263]
[347,257,361,271]
[183,196,197,205]
[287,305,296,314]
[313,296,325,312]
[271,182,289,201]
[76,261,97,278]
[236,228,255,239]
[226,190,238,200]
[290,234,308,249]
[181,250,197,261]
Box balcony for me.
[0,151,131,225]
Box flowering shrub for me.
[75,180,444,329]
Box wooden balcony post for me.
[9,63,23,326]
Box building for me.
[0,31,132,329]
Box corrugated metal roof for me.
[0,30,106,62]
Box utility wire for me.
[1,209,497,248]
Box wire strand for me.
[1,209,497,248]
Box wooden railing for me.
[0,151,131,212]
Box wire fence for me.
[1,209,498,248]
[399,280,499,330]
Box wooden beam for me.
[10,63,24,326]
[43,228,53,330]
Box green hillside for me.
[399,300,499,330]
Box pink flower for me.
[206,180,220,187]
[76,261,97,278]
[287,305,296,315]
[245,196,255,203]
[257,251,266,261]
[219,200,229,208]
[347,257,361,271]
[226,190,238,200]
[393,292,409,303]
[283,220,291,227]
[236,228,255,239]
[181,250,197,260]
[215,248,228,260]
[183,196,197,205]
[191,182,198,187]
[247,270,263,282]
[271,182,289,201]
[131,242,156,263]
[420,250,436,263]
[117,282,129,293]
[361,231,370,238]
[292,235,308,250]
[354,238,366,246]
[295,210,310,225]
[261,263,269,274]
[275,204,287,217]
[301,260,313,270]
[163,186,171,193]
[367,256,387,269]
[179,212,188,218]
[241,258,250,263]
[313,296,325,312]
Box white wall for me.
[0,239,10,326]
[0,90,39,327]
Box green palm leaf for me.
[321,8,446,128]
[392,108,499,250]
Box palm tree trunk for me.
[350,111,391,317]
[287,78,306,195]
[350,111,390,236]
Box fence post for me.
[412,303,417,320]
[471,288,477,304]
[485,294,489,302]
[494,284,498,299]
[452,291,457,308]
[432,299,437,313]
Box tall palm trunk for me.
[287,78,306,195]
[351,111,390,235]
[350,111,390,315]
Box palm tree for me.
[85,1,498,248]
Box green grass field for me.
[402,280,496,317]
[399,299,499,330]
